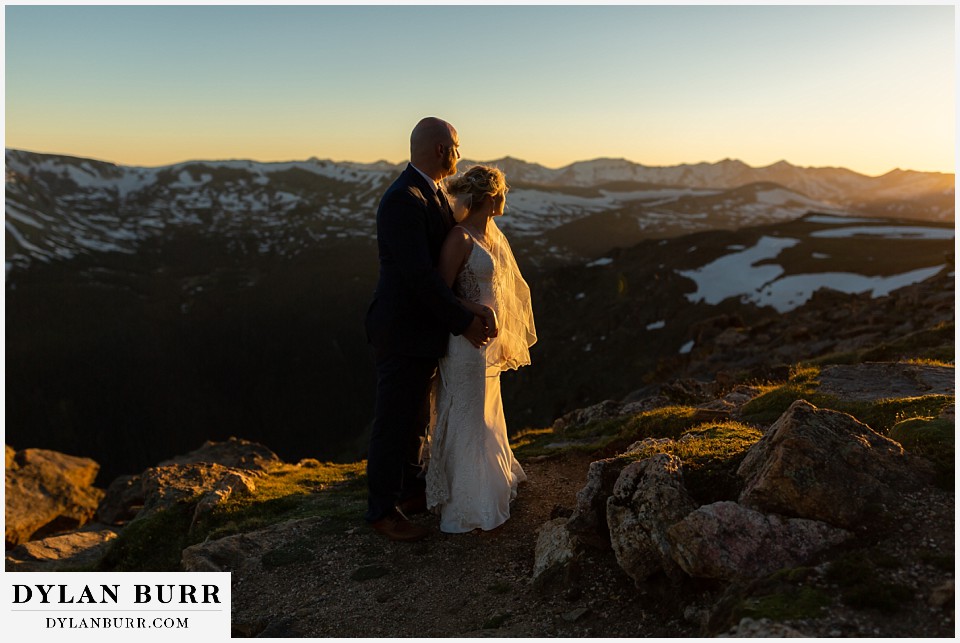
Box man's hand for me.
[477,305,499,338]
[462,315,490,348]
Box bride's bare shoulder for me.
[445,226,474,250]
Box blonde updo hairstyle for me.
[445,164,508,214]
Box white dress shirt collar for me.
[410,163,441,192]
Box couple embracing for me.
[364,117,537,541]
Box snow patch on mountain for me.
[587,257,614,267]
[753,266,947,313]
[6,202,45,229]
[678,236,799,307]
[804,215,885,225]
[5,219,50,259]
[810,226,955,240]
[678,235,948,313]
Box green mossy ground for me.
[513,408,761,505]
[824,550,915,612]
[889,416,955,488]
[98,461,366,571]
[805,321,954,367]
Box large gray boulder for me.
[181,516,326,573]
[738,400,924,529]
[567,438,677,548]
[5,446,105,547]
[667,501,851,581]
[606,453,697,583]
[566,456,629,548]
[818,363,954,402]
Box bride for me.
[425,164,537,534]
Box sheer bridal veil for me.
[452,193,537,372]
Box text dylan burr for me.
[12,584,222,604]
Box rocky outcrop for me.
[100,463,260,527]
[551,397,667,433]
[693,385,763,415]
[6,528,118,571]
[738,400,925,529]
[667,501,851,580]
[549,380,946,594]
[718,617,807,637]
[5,446,105,547]
[181,516,325,574]
[817,362,955,401]
[606,453,696,583]
[98,439,279,525]
[159,437,281,470]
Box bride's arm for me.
[438,229,498,337]
[438,228,471,288]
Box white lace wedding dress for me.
[425,228,527,533]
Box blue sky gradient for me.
[5,4,955,175]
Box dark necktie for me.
[436,186,451,213]
[436,186,454,225]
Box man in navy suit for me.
[364,117,491,541]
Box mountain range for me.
[4,148,954,481]
[6,149,953,275]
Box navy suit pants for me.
[365,353,437,523]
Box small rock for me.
[717,617,806,637]
[563,586,582,602]
[683,604,704,624]
[256,616,302,638]
[531,518,579,586]
[562,607,589,623]
[351,565,390,581]
[929,580,954,609]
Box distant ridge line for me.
[4,147,953,179]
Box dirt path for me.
[229,449,954,638]
[230,453,697,637]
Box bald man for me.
[364,117,490,541]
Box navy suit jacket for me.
[365,164,474,360]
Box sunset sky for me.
[4,3,956,177]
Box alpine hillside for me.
[4,149,954,482]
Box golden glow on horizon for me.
[5,6,954,177]
[5,125,954,177]
[6,89,953,176]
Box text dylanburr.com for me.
[5,572,231,640]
